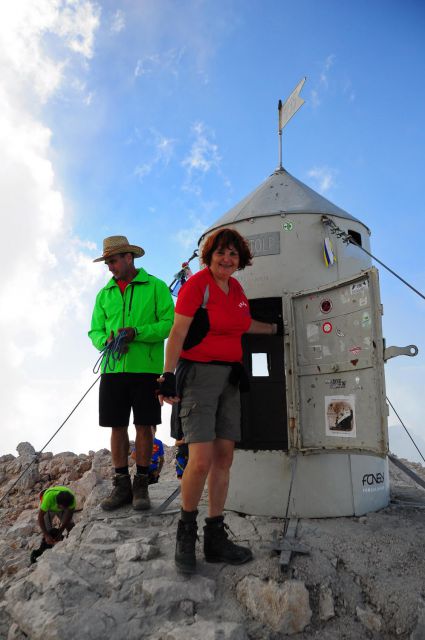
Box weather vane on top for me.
[278,77,306,170]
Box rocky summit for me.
[1,443,425,639]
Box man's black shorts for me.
[99,373,161,427]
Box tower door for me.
[287,267,388,453]
[238,297,287,451]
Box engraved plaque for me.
[246,231,280,257]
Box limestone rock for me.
[2,442,425,640]
[0,454,15,463]
[142,575,216,608]
[411,606,425,640]
[236,576,312,634]
[87,522,122,544]
[16,443,36,457]
[115,541,159,563]
[151,620,248,640]
[7,622,27,640]
[356,605,383,632]
[319,584,335,621]
[70,469,98,508]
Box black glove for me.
[158,372,177,397]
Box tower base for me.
[226,450,389,518]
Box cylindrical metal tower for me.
[199,167,391,517]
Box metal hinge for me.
[384,344,418,362]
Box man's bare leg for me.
[135,425,153,467]
[132,425,153,510]
[110,427,129,467]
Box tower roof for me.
[202,168,367,238]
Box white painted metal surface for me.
[279,77,306,131]
[226,450,389,517]
[201,166,391,518]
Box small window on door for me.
[251,353,269,377]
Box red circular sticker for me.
[322,321,333,334]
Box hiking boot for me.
[132,474,151,510]
[203,515,253,565]
[175,511,198,574]
[101,474,132,511]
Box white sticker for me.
[325,395,356,438]
[350,280,368,295]
[307,323,320,340]
[310,345,323,360]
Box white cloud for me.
[182,122,221,174]
[180,122,231,197]
[310,53,335,110]
[310,89,320,109]
[54,1,100,58]
[134,130,177,181]
[175,216,207,250]
[319,54,335,88]
[134,48,185,78]
[0,1,102,455]
[307,166,337,194]
[111,9,125,33]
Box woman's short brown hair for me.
[201,227,253,270]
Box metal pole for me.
[279,131,282,169]
[278,99,283,169]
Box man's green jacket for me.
[89,268,174,374]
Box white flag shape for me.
[280,77,306,131]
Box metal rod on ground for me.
[0,376,100,507]
[282,454,298,535]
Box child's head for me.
[57,491,74,509]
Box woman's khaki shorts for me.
[179,363,241,443]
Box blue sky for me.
[0,0,424,460]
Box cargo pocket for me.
[179,403,197,419]
[179,403,198,441]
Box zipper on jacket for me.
[129,284,135,314]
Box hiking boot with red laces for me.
[203,515,253,565]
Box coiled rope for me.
[92,330,128,374]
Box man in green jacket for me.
[89,235,174,511]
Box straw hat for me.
[93,236,145,262]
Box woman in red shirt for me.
[159,228,278,574]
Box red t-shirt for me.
[116,279,129,294]
[175,268,251,363]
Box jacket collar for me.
[104,267,149,290]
